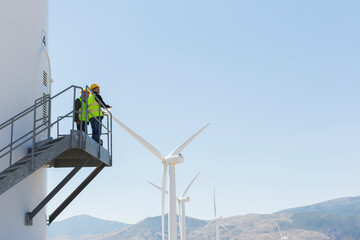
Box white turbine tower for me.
[200,189,230,240]
[149,171,200,240]
[277,222,288,240]
[113,116,208,240]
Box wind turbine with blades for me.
[277,222,288,240]
[113,116,208,240]
[200,188,230,240]
[148,171,200,240]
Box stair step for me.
[5,165,22,173]
[37,144,53,151]
[0,173,8,180]
[14,149,46,166]
[33,137,65,152]
[48,137,65,145]
[34,137,53,148]
[33,137,64,152]
[15,158,31,166]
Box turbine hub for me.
[165,154,184,164]
[178,196,190,202]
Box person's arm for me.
[95,94,111,108]
[74,99,81,123]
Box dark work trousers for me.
[76,121,87,132]
[90,117,102,143]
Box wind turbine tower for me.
[201,189,231,240]
[149,171,200,240]
[0,0,50,239]
[0,2,114,239]
[113,117,208,240]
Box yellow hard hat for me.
[81,88,91,94]
[90,83,100,89]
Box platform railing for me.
[0,85,113,171]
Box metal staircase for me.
[0,85,113,225]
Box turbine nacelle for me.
[178,196,190,203]
[165,154,184,165]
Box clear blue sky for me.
[48,0,360,224]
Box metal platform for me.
[0,85,113,225]
[0,130,111,196]
[48,130,111,168]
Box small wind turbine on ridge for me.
[200,188,230,240]
[113,116,209,240]
[277,222,288,240]
[149,171,200,240]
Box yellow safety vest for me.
[87,94,104,119]
[77,98,88,122]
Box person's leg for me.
[98,117,102,143]
[90,118,98,142]
[76,123,80,130]
[91,117,101,142]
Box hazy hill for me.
[48,213,329,240]
[91,214,208,240]
[188,213,329,240]
[280,212,360,240]
[276,196,360,216]
[48,196,360,240]
[48,214,129,240]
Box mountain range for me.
[48,195,360,240]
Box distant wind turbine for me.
[113,116,208,240]
[277,222,288,240]
[200,188,230,240]
[149,171,200,240]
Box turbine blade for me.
[161,163,167,240]
[148,181,169,195]
[219,221,231,232]
[112,116,165,161]
[180,171,200,198]
[168,123,209,156]
[214,188,217,218]
[200,219,216,233]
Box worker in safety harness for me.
[74,88,90,132]
[88,84,112,144]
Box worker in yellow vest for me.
[88,83,112,144]
[74,88,90,132]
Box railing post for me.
[79,87,83,147]
[110,113,112,165]
[71,87,76,147]
[98,100,101,158]
[107,115,109,151]
[57,117,60,138]
[32,100,37,171]
[48,95,51,139]
[85,87,88,148]
[9,119,14,166]
[85,85,91,148]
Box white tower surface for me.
[0,0,50,239]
